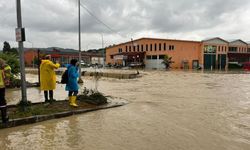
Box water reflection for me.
[0,71,249,150]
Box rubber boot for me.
[44,91,49,103]
[71,96,78,107]
[49,91,56,103]
[69,96,73,106]
[1,107,9,123]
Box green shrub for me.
[77,87,108,105]
[0,52,20,75]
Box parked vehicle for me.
[243,62,250,71]
[228,62,243,69]
[128,62,145,68]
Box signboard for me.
[204,45,216,53]
[15,28,25,42]
[114,55,124,60]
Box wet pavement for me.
[0,70,250,150]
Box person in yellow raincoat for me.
[0,58,11,123]
[40,55,60,102]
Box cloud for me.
[0,0,250,49]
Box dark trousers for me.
[44,90,53,101]
[68,91,78,96]
[0,88,8,123]
[0,88,6,107]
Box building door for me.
[192,60,199,69]
[218,54,226,70]
[204,54,216,70]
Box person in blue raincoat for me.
[66,59,79,107]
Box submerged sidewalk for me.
[0,98,128,129]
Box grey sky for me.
[0,0,250,50]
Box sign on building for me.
[114,55,124,60]
[204,45,216,53]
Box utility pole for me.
[37,49,41,86]
[16,0,27,103]
[101,33,105,68]
[78,0,83,83]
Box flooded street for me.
[0,71,250,150]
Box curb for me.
[0,101,127,129]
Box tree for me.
[162,55,174,70]
[2,41,18,55]
[3,41,11,53]
[9,48,18,55]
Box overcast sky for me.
[0,0,250,50]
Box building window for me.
[129,46,131,52]
[141,45,144,52]
[133,46,136,52]
[110,55,113,59]
[146,55,151,59]
[150,44,152,51]
[118,48,122,53]
[229,47,237,52]
[155,43,157,51]
[221,46,223,52]
[159,43,162,51]
[169,45,174,50]
[126,46,128,52]
[247,48,250,53]
[159,55,165,59]
[218,46,220,52]
[152,55,157,59]
[137,45,140,52]
[164,43,166,50]
[146,44,148,51]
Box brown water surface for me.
[0,71,250,150]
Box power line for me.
[79,2,128,39]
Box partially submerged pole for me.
[16,0,27,104]
[78,0,83,83]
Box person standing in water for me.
[40,55,60,103]
[0,58,11,123]
[66,59,79,107]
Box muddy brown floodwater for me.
[0,71,250,150]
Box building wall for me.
[106,38,202,69]
[24,50,38,66]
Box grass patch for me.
[5,100,96,120]
[0,90,108,120]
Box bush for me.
[0,52,21,88]
[0,52,20,75]
[77,88,108,105]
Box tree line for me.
[2,41,18,55]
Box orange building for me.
[24,49,38,67]
[106,37,250,70]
